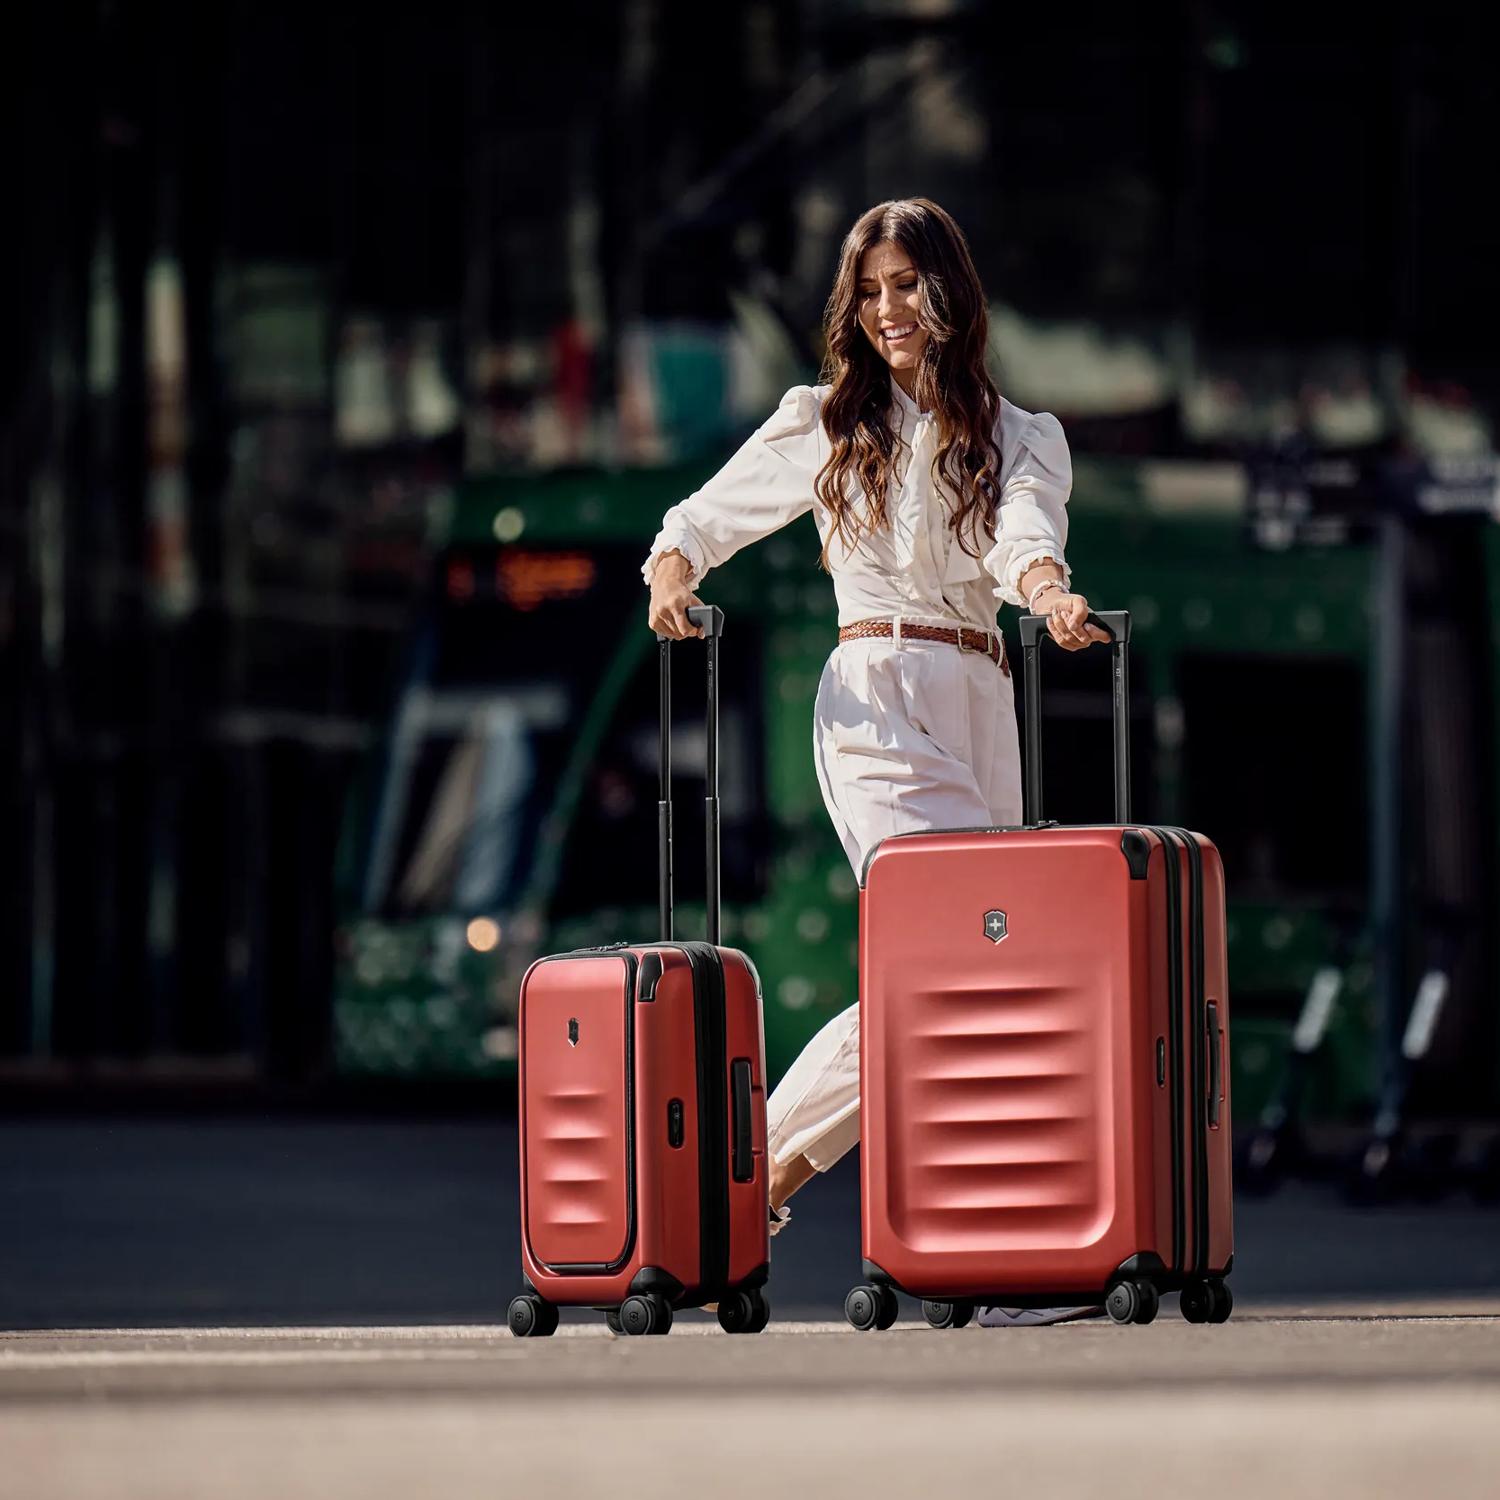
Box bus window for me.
[364,542,644,918]
[371,686,567,917]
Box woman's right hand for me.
[647,551,707,639]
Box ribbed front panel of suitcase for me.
[861,828,1155,1295]
[521,954,634,1271]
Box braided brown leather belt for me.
[838,618,1008,674]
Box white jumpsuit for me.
[642,376,1074,1173]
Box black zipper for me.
[1149,828,1186,1273]
[681,942,731,1297]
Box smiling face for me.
[857,240,928,393]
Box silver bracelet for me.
[1027,576,1067,611]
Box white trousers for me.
[765,634,1024,1172]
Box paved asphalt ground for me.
[2,1117,1498,1498]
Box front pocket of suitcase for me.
[521,953,636,1272]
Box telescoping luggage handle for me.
[1018,609,1132,826]
[655,604,725,945]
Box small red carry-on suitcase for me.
[509,606,772,1338]
[846,610,1234,1331]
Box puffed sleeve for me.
[641,385,821,589]
[982,399,1074,607]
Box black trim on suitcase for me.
[739,1260,770,1291]
[1155,827,1211,1278]
[1150,828,1186,1275]
[629,1265,686,1301]
[637,951,663,1001]
[682,941,731,1297]
[1114,1251,1168,1279]
[525,950,640,1277]
[1176,829,1211,1276]
[1120,829,1151,879]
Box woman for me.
[643,199,1109,1324]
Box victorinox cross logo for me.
[983,909,1008,944]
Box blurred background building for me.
[6,0,1500,1194]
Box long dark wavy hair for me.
[814,198,1002,570]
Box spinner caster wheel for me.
[846,1283,899,1331]
[746,1288,771,1333]
[619,1293,673,1336]
[845,1284,880,1331]
[507,1294,559,1338]
[1132,1282,1160,1325]
[1179,1279,1220,1324]
[1207,1281,1233,1323]
[718,1288,771,1334]
[921,1299,975,1329]
[1106,1279,1157,1326]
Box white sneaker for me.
[977,1305,1103,1327]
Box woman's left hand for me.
[1035,590,1112,651]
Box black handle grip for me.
[731,1058,753,1182]
[653,604,724,642]
[656,606,725,944]
[1018,609,1130,648]
[687,604,724,638]
[1021,608,1131,825]
[1207,1001,1223,1128]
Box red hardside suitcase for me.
[847,610,1234,1331]
[509,606,772,1338]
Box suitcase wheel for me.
[618,1293,674,1336]
[845,1283,899,1332]
[1105,1279,1160,1326]
[920,1300,975,1330]
[1179,1278,1232,1324]
[1209,1281,1233,1323]
[717,1288,771,1335]
[507,1294,559,1339]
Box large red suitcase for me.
[509,606,772,1338]
[847,610,1235,1331]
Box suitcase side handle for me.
[1206,1001,1224,1129]
[730,1058,755,1182]
[654,605,725,944]
[1019,609,1132,825]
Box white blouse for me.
[640,376,1072,629]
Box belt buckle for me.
[955,627,974,654]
